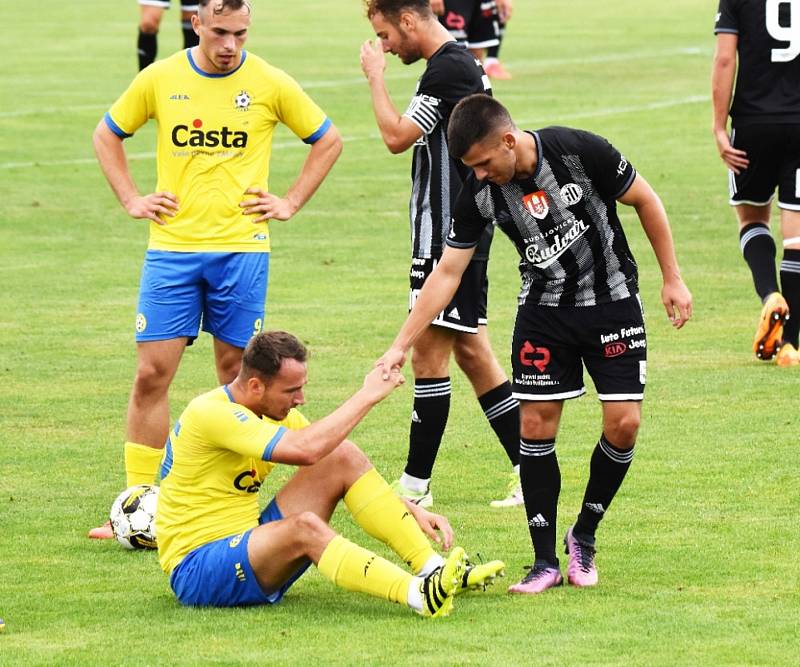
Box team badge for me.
[560,183,583,206]
[522,191,549,220]
[135,313,147,333]
[234,90,252,111]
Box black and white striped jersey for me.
[715,0,800,125]
[403,41,493,260]
[447,127,639,307]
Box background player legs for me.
[181,7,200,51]
[734,203,792,360]
[138,5,165,70]
[212,337,244,384]
[397,325,454,502]
[125,337,187,484]
[453,326,521,505]
[483,20,511,79]
[778,209,800,354]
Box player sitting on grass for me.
[156,331,504,616]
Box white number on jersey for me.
[767,0,800,62]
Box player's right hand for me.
[714,128,749,174]
[376,346,407,379]
[125,192,178,225]
[360,39,386,81]
[363,365,405,402]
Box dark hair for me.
[241,331,308,381]
[447,94,515,159]
[365,0,433,22]
[198,0,251,14]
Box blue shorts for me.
[169,498,311,607]
[136,250,269,348]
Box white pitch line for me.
[0,95,708,171]
[0,45,708,119]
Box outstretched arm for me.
[270,366,405,466]
[711,33,748,174]
[379,245,475,374]
[240,123,343,222]
[93,120,178,224]
[618,174,692,328]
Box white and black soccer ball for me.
[109,484,159,550]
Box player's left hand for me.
[240,188,297,222]
[496,0,513,21]
[662,277,693,329]
[360,39,386,81]
[404,501,454,551]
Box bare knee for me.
[291,511,331,550]
[326,440,371,475]
[520,403,562,439]
[132,359,173,398]
[139,7,162,33]
[411,347,449,377]
[604,412,641,448]
[216,355,241,384]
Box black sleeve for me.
[446,182,492,250]
[576,130,637,200]
[714,0,738,35]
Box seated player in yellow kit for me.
[157,331,505,616]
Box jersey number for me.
[767,0,800,62]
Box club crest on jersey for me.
[560,183,583,206]
[522,191,549,220]
[234,90,252,111]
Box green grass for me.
[1,0,799,664]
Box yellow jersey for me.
[104,49,330,252]
[157,385,309,574]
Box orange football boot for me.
[753,292,789,360]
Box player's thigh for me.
[139,1,167,31]
[136,250,204,343]
[581,296,647,402]
[780,209,800,249]
[202,252,269,348]
[134,337,188,385]
[729,124,782,206]
[511,302,584,402]
[454,326,507,393]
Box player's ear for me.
[191,12,201,35]
[502,131,516,150]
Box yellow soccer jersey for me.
[157,385,309,574]
[104,49,330,252]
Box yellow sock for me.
[124,441,163,487]
[317,535,414,607]
[344,468,435,574]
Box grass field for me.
[1,0,799,664]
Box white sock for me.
[407,577,424,612]
[416,553,445,577]
[400,472,430,494]
[484,56,498,66]
[513,464,520,475]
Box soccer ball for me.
[109,484,159,550]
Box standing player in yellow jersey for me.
[91,0,342,539]
[158,331,504,615]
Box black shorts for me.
[138,0,199,10]
[729,123,800,210]
[439,0,499,49]
[511,296,647,401]
[409,257,488,334]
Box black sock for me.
[404,378,450,480]
[182,21,199,49]
[487,20,505,58]
[573,434,635,544]
[520,438,560,565]
[478,381,519,466]
[740,222,778,301]
[780,249,800,346]
[137,30,157,70]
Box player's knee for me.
[520,406,560,438]
[132,359,172,396]
[139,18,160,33]
[328,440,370,473]
[411,348,449,377]
[216,356,241,384]
[453,337,493,376]
[292,511,329,545]
[605,414,640,447]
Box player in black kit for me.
[361,0,523,509]
[379,95,692,594]
[136,0,200,71]
[712,0,800,366]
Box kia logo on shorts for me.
[604,342,627,358]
